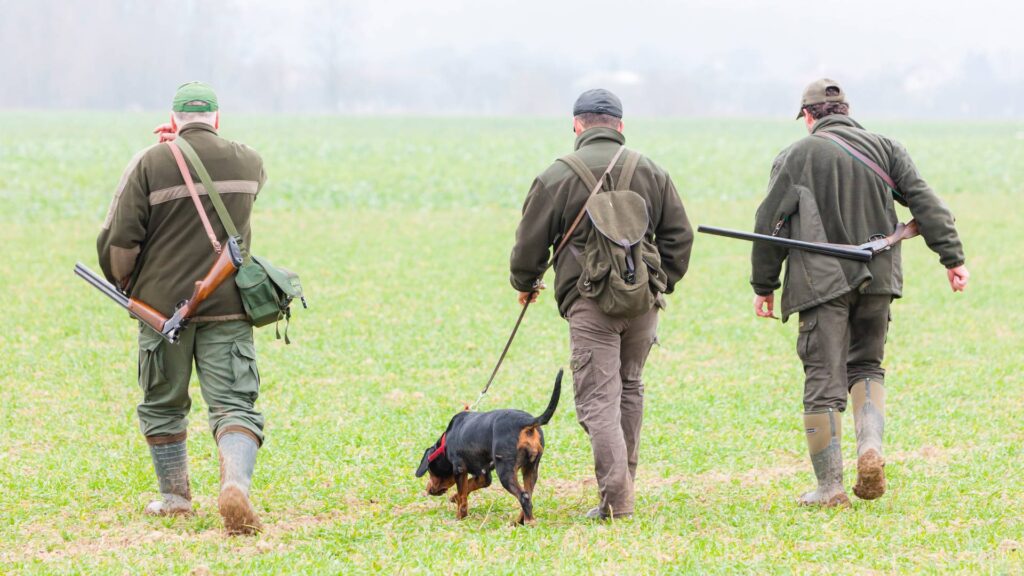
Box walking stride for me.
[749,78,970,506]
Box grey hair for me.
[172,110,217,126]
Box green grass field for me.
[1,113,1021,574]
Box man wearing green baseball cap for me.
[98,81,268,534]
[750,78,970,507]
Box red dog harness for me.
[427,433,447,463]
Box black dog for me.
[415,369,562,524]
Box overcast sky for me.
[2,0,1020,116]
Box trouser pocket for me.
[230,341,261,403]
[138,334,165,395]
[797,309,818,362]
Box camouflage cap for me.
[172,81,219,112]
[573,88,623,118]
[796,78,845,119]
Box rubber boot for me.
[217,431,262,535]
[144,436,193,516]
[850,378,886,500]
[797,410,850,507]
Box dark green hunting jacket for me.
[751,115,965,321]
[97,123,266,320]
[510,127,694,317]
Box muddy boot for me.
[797,410,850,507]
[850,378,886,500]
[217,431,262,535]
[144,435,193,516]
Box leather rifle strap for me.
[166,141,222,254]
[816,132,906,204]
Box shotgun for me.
[697,220,919,262]
[75,237,244,343]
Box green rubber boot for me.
[217,431,262,535]
[144,436,193,516]
[850,378,886,500]
[797,410,850,507]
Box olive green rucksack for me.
[559,148,667,318]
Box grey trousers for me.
[567,297,659,516]
[797,291,890,413]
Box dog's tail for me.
[532,368,562,426]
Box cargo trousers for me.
[797,291,890,413]
[136,320,265,445]
[567,296,659,517]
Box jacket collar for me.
[811,114,864,134]
[574,127,626,151]
[178,122,218,136]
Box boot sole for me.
[218,483,262,535]
[853,449,886,500]
[797,491,850,508]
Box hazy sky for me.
[2,0,1020,116]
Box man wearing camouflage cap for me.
[510,89,694,519]
[750,78,970,506]
[98,82,268,534]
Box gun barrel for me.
[74,262,130,307]
[697,226,873,262]
[74,262,178,343]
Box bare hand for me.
[518,282,545,306]
[947,264,969,292]
[754,293,777,319]
[153,122,177,143]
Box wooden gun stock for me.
[126,299,170,333]
[173,240,244,320]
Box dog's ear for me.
[415,446,432,478]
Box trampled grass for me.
[0,113,1021,574]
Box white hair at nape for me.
[172,110,217,126]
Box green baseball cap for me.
[796,78,845,119]
[172,81,219,112]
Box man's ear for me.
[214,111,220,130]
[170,114,177,132]
[415,447,432,478]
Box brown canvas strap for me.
[816,132,906,204]
[166,141,222,254]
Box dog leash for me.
[469,146,627,411]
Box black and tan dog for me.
[415,369,562,524]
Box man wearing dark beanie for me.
[509,89,694,519]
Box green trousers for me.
[137,320,264,445]
[797,291,890,413]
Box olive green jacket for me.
[751,115,965,321]
[510,127,694,317]
[97,123,266,320]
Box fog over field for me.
[1,0,1022,117]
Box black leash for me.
[469,146,627,410]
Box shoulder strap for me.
[617,150,641,191]
[550,146,626,262]
[558,154,600,191]
[173,137,251,263]
[165,141,222,254]
[815,132,906,204]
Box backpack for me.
[558,147,668,318]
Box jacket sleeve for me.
[654,174,693,294]
[97,149,150,289]
[889,143,965,268]
[509,177,557,292]
[750,151,795,295]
